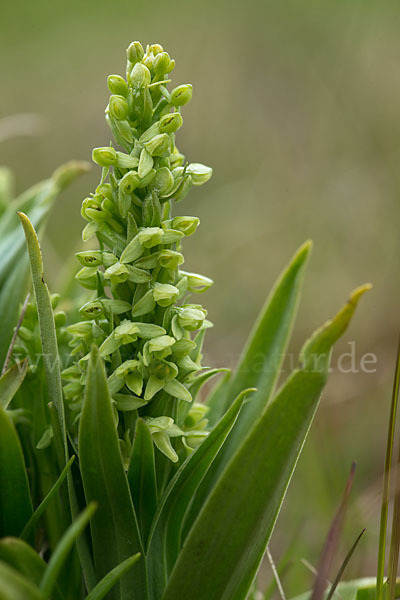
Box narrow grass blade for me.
[0,562,45,600]
[147,388,255,600]
[40,502,97,599]
[387,340,400,600]
[266,547,286,600]
[0,404,33,537]
[128,419,158,547]
[20,455,75,541]
[326,528,366,600]
[377,337,400,600]
[86,553,142,600]
[311,463,356,600]
[162,286,369,600]
[79,346,147,599]
[0,359,28,409]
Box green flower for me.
[65,41,214,462]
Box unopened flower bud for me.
[173,174,193,202]
[96,183,114,201]
[113,119,134,144]
[115,152,139,169]
[79,299,105,319]
[138,149,154,179]
[107,74,128,96]
[148,43,164,55]
[147,335,175,353]
[158,249,184,270]
[159,112,183,134]
[131,289,155,317]
[76,250,117,268]
[170,84,193,107]
[185,431,208,449]
[18,326,33,342]
[171,216,200,236]
[150,167,174,196]
[186,163,212,186]
[104,262,129,284]
[126,41,144,65]
[181,271,213,293]
[178,305,207,331]
[92,146,117,167]
[51,293,61,309]
[130,62,151,88]
[153,282,179,307]
[75,267,98,290]
[153,52,173,75]
[119,170,141,194]
[138,226,164,248]
[144,133,170,157]
[109,95,129,120]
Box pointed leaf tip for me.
[300,283,371,371]
[52,160,91,191]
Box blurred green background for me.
[1,0,399,595]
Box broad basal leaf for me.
[79,346,146,600]
[147,388,254,600]
[0,404,32,537]
[162,285,370,600]
[0,562,45,600]
[187,241,311,534]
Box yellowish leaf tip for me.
[349,283,373,304]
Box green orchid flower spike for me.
[64,41,213,462]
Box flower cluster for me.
[63,42,213,462]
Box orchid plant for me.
[0,41,375,600]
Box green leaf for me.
[0,261,30,367]
[147,388,255,600]
[188,368,230,402]
[79,346,146,600]
[40,502,97,599]
[0,537,46,586]
[0,162,88,365]
[128,419,158,547]
[378,338,400,600]
[188,241,312,533]
[291,578,400,600]
[0,359,28,409]
[162,285,370,600]
[0,562,45,600]
[207,240,311,450]
[326,529,366,600]
[0,537,65,600]
[18,212,65,431]
[19,212,96,590]
[86,554,142,600]
[20,456,75,541]
[0,404,32,537]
